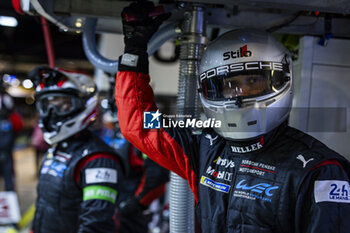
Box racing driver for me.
[115,2,350,232]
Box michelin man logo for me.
[143,110,161,129]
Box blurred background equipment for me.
[96,75,170,233]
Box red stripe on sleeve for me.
[129,146,144,169]
[134,175,146,197]
[74,153,119,183]
[138,184,166,206]
[312,159,342,170]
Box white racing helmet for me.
[32,67,98,145]
[199,29,293,140]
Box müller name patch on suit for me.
[231,142,263,153]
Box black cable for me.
[267,12,302,32]
[107,75,117,114]
[210,28,220,41]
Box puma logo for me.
[296,154,314,168]
[205,134,218,146]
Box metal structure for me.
[169,4,207,233]
[17,0,350,38]
[15,0,350,232]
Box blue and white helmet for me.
[199,29,293,140]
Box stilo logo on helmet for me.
[223,45,252,61]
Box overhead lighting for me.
[11,78,20,87]
[0,16,18,27]
[3,74,18,84]
[22,79,34,89]
[75,18,83,28]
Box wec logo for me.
[235,179,279,196]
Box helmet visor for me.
[36,93,83,117]
[200,63,290,101]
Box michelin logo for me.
[143,110,161,129]
[200,176,230,193]
[314,180,350,203]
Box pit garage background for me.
[0,0,350,232]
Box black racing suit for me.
[115,69,350,233]
[33,129,123,233]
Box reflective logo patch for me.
[213,156,235,168]
[85,168,117,184]
[83,185,117,204]
[206,166,233,181]
[236,179,279,197]
[314,180,350,203]
[110,138,127,150]
[233,179,279,202]
[120,53,139,67]
[40,161,67,177]
[0,121,12,131]
[40,166,49,175]
[200,176,230,193]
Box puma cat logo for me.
[296,154,314,168]
[205,134,218,146]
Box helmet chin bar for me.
[200,80,292,140]
[43,117,82,145]
[40,96,98,145]
[205,105,285,140]
[43,131,57,145]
